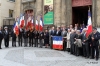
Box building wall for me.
[14,0,21,18]
[0,0,1,27]
[15,0,100,27]
[96,0,100,27]
[0,0,15,26]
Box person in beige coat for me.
[67,29,71,52]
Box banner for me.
[53,36,63,50]
[44,0,54,25]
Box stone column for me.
[92,0,97,27]
[66,0,72,26]
[54,0,61,26]
[36,0,43,16]
[61,0,66,26]
[96,0,100,27]
[15,0,21,18]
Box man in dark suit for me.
[61,28,67,51]
[50,27,56,49]
[28,29,34,47]
[56,27,61,36]
[34,30,39,47]
[0,27,3,49]
[90,27,100,61]
[3,26,9,48]
[39,31,44,48]
[18,28,23,47]
[70,30,77,55]
[23,29,29,47]
[82,28,90,58]
[12,31,17,47]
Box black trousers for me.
[75,45,80,56]
[35,39,38,47]
[0,40,2,48]
[29,38,33,47]
[50,37,53,49]
[4,39,9,47]
[63,38,67,51]
[70,44,75,54]
[12,40,16,47]
[82,43,89,57]
[91,45,99,59]
[18,37,22,46]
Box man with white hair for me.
[0,27,3,49]
[74,30,82,56]
[82,28,90,58]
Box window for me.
[9,9,13,17]
[9,0,15,2]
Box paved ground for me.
[0,40,100,66]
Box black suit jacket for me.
[39,32,44,39]
[50,30,56,36]
[91,32,100,46]
[55,31,61,36]
[70,32,77,44]
[0,31,3,40]
[34,32,39,39]
[3,30,9,40]
[12,31,16,41]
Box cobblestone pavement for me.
[0,41,100,66]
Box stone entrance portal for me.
[72,0,92,27]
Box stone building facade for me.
[0,0,15,27]
[15,0,100,27]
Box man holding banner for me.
[50,27,56,49]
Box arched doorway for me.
[72,0,92,27]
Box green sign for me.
[44,0,54,25]
[44,12,53,24]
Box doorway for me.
[72,6,92,27]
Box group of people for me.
[0,23,100,61]
[49,24,100,61]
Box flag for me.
[30,16,34,29]
[86,9,92,38]
[13,21,19,35]
[53,36,63,50]
[19,14,25,28]
[26,16,31,28]
[39,17,43,31]
[35,20,39,31]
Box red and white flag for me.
[30,17,34,29]
[13,22,19,35]
[27,16,31,27]
[86,9,92,38]
[53,36,63,50]
[35,20,39,31]
[19,15,25,28]
[39,17,43,31]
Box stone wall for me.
[96,0,100,27]
[17,0,100,27]
[15,0,21,18]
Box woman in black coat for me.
[44,30,49,48]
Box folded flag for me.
[53,36,63,50]
[35,20,39,31]
[39,17,43,31]
[19,14,25,28]
[13,21,19,35]
[86,9,92,38]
